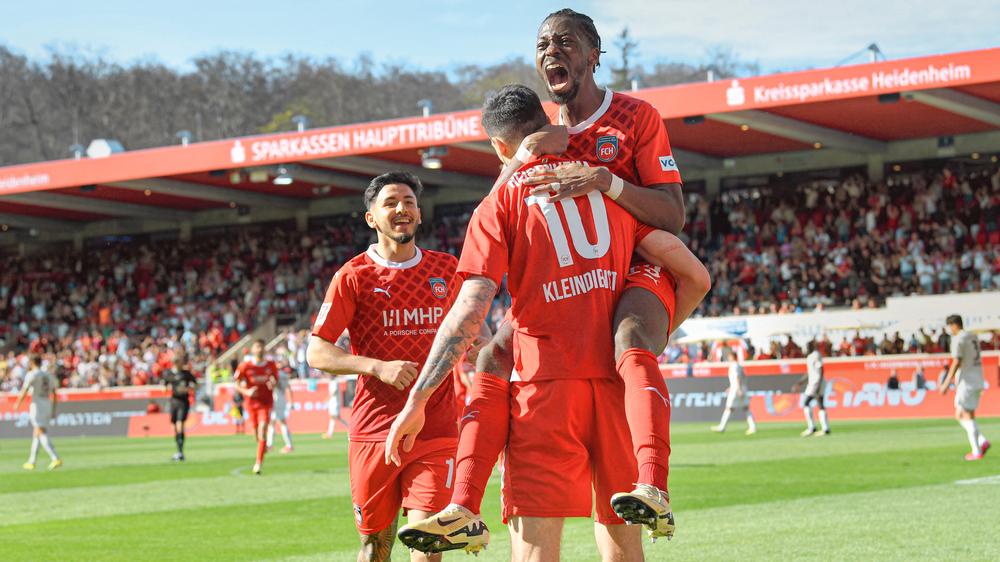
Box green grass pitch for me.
[2,418,999,561]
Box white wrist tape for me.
[607,174,625,200]
[515,146,534,163]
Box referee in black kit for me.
[164,349,198,461]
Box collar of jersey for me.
[367,244,423,269]
[558,88,613,135]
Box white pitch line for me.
[231,466,246,477]
[954,474,1000,485]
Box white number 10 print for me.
[525,191,611,267]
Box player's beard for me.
[547,80,579,105]
[376,222,415,245]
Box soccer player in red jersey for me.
[234,339,279,475]
[307,172,483,562]
[398,8,704,555]
[389,86,709,560]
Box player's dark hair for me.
[946,314,963,328]
[363,171,423,209]
[29,354,41,367]
[481,85,550,145]
[543,8,605,69]
[254,338,266,346]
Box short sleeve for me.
[457,193,509,286]
[950,337,960,360]
[312,267,358,344]
[634,221,655,245]
[633,102,683,186]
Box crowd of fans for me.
[684,164,1000,316]
[0,160,995,391]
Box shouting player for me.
[14,355,62,471]
[388,85,709,560]
[940,314,990,460]
[234,340,279,474]
[307,171,484,562]
[398,8,706,553]
[267,367,295,454]
[164,349,198,461]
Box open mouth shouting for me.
[543,60,572,95]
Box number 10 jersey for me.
[458,156,653,382]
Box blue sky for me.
[1,0,997,79]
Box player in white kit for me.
[267,369,295,453]
[322,376,345,438]
[939,315,990,461]
[712,348,757,435]
[13,355,63,470]
[798,342,830,437]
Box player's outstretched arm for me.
[636,230,712,331]
[306,335,417,391]
[385,276,498,465]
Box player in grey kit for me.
[939,315,990,461]
[14,355,63,470]
[797,342,830,437]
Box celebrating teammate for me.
[397,8,709,554]
[234,340,279,474]
[798,342,830,437]
[388,85,709,559]
[308,171,482,562]
[14,355,63,471]
[712,348,757,435]
[939,314,990,460]
[163,349,198,461]
[266,368,295,454]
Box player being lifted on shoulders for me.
[796,342,830,437]
[234,340,279,474]
[14,354,62,471]
[388,85,709,559]
[940,314,990,460]
[397,8,710,553]
[711,347,756,435]
[163,349,198,461]
[267,368,295,454]
[307,172,486,562]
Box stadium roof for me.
[1,47,999,242]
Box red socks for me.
[451,373,510,514]
[617,348,671,490]
[256,439,267,465]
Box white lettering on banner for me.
[749,63,973,105]
[541,268,619,303]
[245,114,480,164]
[0,173,50,191]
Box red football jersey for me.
[312,245,459,442]
[553,89,683,186]
[234,359,279,407]
[459,156,654,382]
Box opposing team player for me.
[940,314,990,460]
[712,348,757,435]
[307,171,481,562]
[797,342,830,437]
[163,349,198,461]
[14,355,62,470]
[234,340,279,474]
[388,85,709,560]
[266,368,295,453]
[398,8,707,552]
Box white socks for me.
[818,410,830,432]
[266,425,274,448]
[718,409,732,430]
[281,424,293,448]
[959,419,982,455]
[29,437,40,464]
[746,411,757,432]
[327,419,336,435]
[803,406,815,431]
[38,433,58,460]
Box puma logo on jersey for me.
[460,410,480,423]
[373,287,391,298]
[643,386,671,406]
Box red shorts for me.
[246,403,272,427]
[501,378,635,525]
[349,437,457,535]
[625,262,677,330]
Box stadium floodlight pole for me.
[175,130,193,147]
[416,99,432,118]
[291,115,309,133]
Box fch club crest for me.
[596,135,619,162]
[429,277,448,299]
